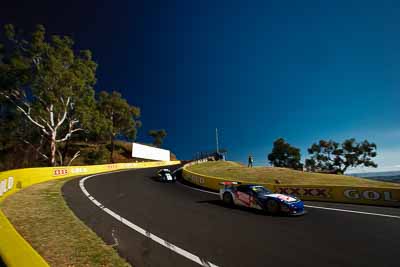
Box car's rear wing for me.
[218,181,241,185]
[218,181,241,188]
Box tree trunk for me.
[110,135,115,163]
[340,165,349,175]
[50,132,57,166]
[61,139,70,166]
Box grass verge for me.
[187,161,400,188]
[0,178,131,267]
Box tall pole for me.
[216,128,219,153]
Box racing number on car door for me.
[237,192,251,207]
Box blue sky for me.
[2,0,399,172]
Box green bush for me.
[84,146,108,165]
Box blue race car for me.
[219,182,305,216]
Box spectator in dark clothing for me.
[248,155,253,167]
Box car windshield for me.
[251,186,272,196]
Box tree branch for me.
[16,104,51,136]
[49,104,55,127]
[55,96,70,130]
[56,128,82,143]
[38,116,53,131]
[68,151,80,166]
[1,92,52,136]
[57,150,63,166]
[22,139,49,160]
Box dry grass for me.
[0,178,131,267]
[188,161,400,188]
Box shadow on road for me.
[196,199,267,215]
[195,199,301,217]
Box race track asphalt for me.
[62,166,400,267]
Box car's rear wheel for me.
[223,192,234,206]
[266,199,280,215]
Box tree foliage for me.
[305,139,378,174]
[97,91,141,162]
[0,24,97,166]
[267,138,303,170]
[0,100,46,169]
[148,129,167,147]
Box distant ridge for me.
[349,171,400,184]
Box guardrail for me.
[0,161,181,267]
[182,165,400,207]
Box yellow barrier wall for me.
[0,161,180,267]
[182,166,400,207]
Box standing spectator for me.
[248,155,253,167]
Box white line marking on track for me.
[177,180,400,219]
[304,205,400,219]
[80,173,219,267]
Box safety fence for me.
[0,160,180,267]
[182,166,400,207]
[184,157,214,168]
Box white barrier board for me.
[132,143,170,161]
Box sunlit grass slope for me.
[187,161,400,188]
[0,178,130,267]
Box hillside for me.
[63,141,177,165]
[187,161,400,188]
[0,140,177,171]
[350,171,400,184]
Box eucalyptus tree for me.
[148,129,167,148]
[0,24,97,166]
[97,91,141,163]
[305,139,377,174]
[267,138,303,170]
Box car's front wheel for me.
[266,199,280,215]
[223,192,234,206]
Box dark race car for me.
[157,168,176,182]
[219,182,305,216]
